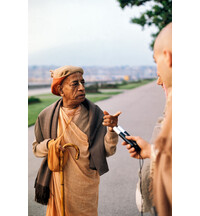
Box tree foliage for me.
[117,0,172,49]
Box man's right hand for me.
[122,136,151,159]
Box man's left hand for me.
[103,111,121,132]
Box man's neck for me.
[62,100,80,109]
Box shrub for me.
[28,96,41,104]
[85,84,99,93]
[99,83,118,89]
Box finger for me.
[126,144,132,150]
[126,135,136,141]
[130,152,138,158]
[129,147,136,153]
[113,111,122,117]
[103,110,109,115]
[102,121,112,126]
[122,141,127,146]
[58,146,65,152]
[103,115,111,119]
[122,142,132,147]
[103,119,110,124]
[104,118,115,124]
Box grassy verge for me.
[28,79,155,127]
[118,79,155,89]
[28,92,121,127]
[28,94,59,127]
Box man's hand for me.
[48,139,66,154]
[103,111,121,132]
[122,136,151,159]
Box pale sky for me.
[28,0,157,66]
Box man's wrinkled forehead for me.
[63,72,84,84]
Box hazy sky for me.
[28,0,157,66]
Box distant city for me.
[28,65,157,87]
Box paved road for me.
[28,87,51,96]
[28,81,165,216]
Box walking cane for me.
[60,143,80,216]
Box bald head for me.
[153,22,172,91]
[155,23,172,54]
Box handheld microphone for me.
[117,125,130,136]
[113,126,141,153]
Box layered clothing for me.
[33,98,118,212]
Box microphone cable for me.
[138,153,144,216]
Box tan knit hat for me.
[50,65,84,96]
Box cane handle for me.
[62,143,80,160]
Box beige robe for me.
[153,88,172,216]
[46,105,117,216]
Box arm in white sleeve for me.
[104,129,118,157]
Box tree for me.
[117,0,172,49]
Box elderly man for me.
[33,65,121,216]
[122,23,172,216]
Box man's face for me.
[60,72,86,107]
[153,39,172,90]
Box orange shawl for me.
[153,89,172,216]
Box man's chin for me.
[76,96,85,103]
[77,94,85,100]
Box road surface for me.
[28,81,165,216]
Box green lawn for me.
[118,79,155,89]
[28,92,121,127]
[28,94,59,126]
[28,79,155,127]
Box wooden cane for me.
[60,143,80,216]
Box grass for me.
[28,94,59,126]
[118,79,155,89]
[28,79,155,127]
[28,92,121,127]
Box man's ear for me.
[57,85,64,96]
[163,50,172,68]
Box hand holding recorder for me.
[114,126,151,159]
